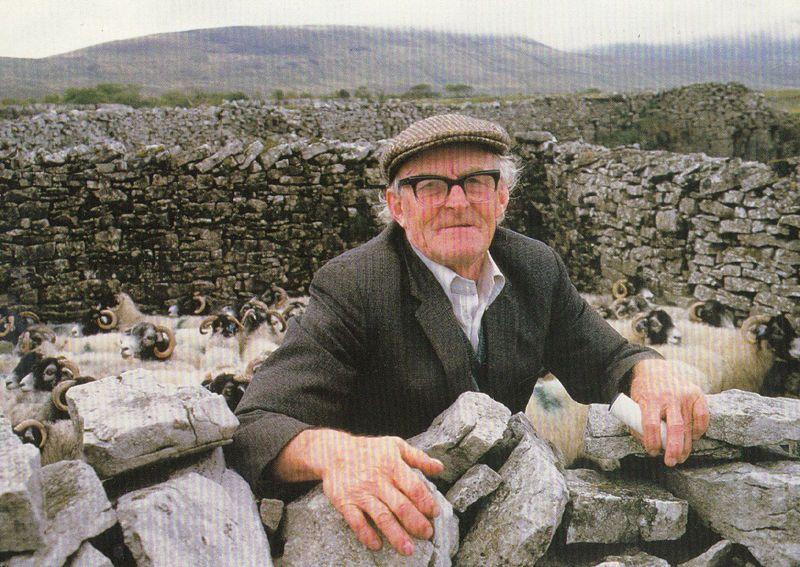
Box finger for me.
[360,494,415,556]
[339,502,382,552]
[393,462,441,520]
[663,403,685,467]
[378,477,434,540]
[640,402,664,456]
[397,440,444,476]
[679,396,695,464]
[691,394,710,440]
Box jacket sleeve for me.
[227,258,367,498]
[542,248,663,404]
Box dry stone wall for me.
[3,83,798,162]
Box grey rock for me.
[300,142,328,161]
[220,468,270,554]
[655,210,681,232]
[677,539,734,567]
[8,460,116,567]
[0,416,45,553]
[195,139,244,172]
[445,464,502,514]
[456,414,568,566]
[239,140,265,170]
[705,390,800,447]
[116,472,273,567]
[168,447,227,483]
[563,469,687,544]
[67,372,238,478]
[280,478,457,567]
[595,551,670,566]
[408,392,511,484]
[584,403,742,461]
[259,499,284,535]
[660,461,800,567]
[68,543,114,567]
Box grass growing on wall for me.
[765,89,800,115]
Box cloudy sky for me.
[2,0,799,58]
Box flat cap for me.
[379,114,512,182]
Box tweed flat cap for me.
[379,114,512,181]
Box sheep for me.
[168,293,211,317]
[13,418,81,466]
[269,286,310,321]
[198,313,245,377]
[94,292,206,332]
[0,307,40,346]
[653,314,800,394]
[238,298,286,365]
[606,309,682,346]
[203,372,249,412]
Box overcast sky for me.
[2,0,799,58]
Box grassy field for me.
[765,89,800,115]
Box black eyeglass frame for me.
[396,169,502,205]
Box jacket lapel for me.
[397,232,475,401]
[483,281,520,401]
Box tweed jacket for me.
[229,223,659,496]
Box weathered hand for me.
[316,432,444,556]
[628,358,710,466]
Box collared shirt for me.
[411,243,506,352]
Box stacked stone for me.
[2,83,798,162]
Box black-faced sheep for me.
[607,309,682,346]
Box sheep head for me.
[13,419,47,449]
[203,372,249,412]
[200,313,243,338]
[751,315,800,361]
[15,324,56,354]
[19,356,79,393]
[633,310,681,345]
[120,322,175,360]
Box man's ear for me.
[495,184,510,218]
[386,189,406,227]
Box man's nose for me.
[443,184,470,207]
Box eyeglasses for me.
[396,169,501,207]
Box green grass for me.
[764,89,800,115]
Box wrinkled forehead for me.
[395,143,501,179]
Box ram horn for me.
[52,379,77,413]
[0,314,14,337]
[741,314,772,345]
[271,286,289,309]
[199,316,218,335]
[58,359,81,382]
[17,332,32,354]
[18,311,40,323]
[13,419,47,449]
[193,295,207,315]
[610,297,630,319]
[97,309,118,330]
[631,313,649,338]
[611,279,631,299]
[153,326,176,359]
[686,302,704,322]
[267,310,287,333]
[240,309,256,327]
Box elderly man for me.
[230,114,709,557]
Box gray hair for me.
[377,153,522,225]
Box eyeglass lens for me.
[415,173,497,206]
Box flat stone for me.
[677,539,734,567]
[259,498,284,535]
[300,142,328,161]
[445,464,502,514]
[705,390,800,447]
[563,469,687,544]
[67,371,239,478]
[660,461,800,567]
[220,468,271,555]
[195,139,244,173]
[584,403,742,461]
[116,472,273,567]
[408,391,511,484]
[8,460,116,567]
[239,140,264,170]
[280,477,458,567]
[68,543,114,567]
[595,551,670,566]
[0,415,45,553]
[456,413,568,567]
[168,446,227,483]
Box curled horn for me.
[13,419,48,449]
[0,314,14,337]
[153,325,176,359]
[97,309,118,330]
[52,379,77,413]
[741,314,772,344]
[58,358,81,382]
[271,286,288,309]
[199,315,218,335]
[18,331,32,354]
[611,279,630,299]
[688,301,705,323]
[610,297,630,319]
[267,310,287,333]
[240,308,256,327]
[631,313,649,338]
[193,295,207,315]
[18,311,40,323]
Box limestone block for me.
[457,414,568,567]
[116,472,272,567]
[444,464,502,514]
[68,543,114,567]
[259,499,284,535]
[563,469,687,544]
[705,390,800,447]
[660,461,800,567]
[67,371,238,478]
[408,392,511,484]
[677,539,734,567]
[595,551,670,566]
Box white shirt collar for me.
[410,243,505,304]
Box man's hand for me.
[272,429,444,556]
[628,358,710,466]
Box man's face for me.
[387,145,509,278]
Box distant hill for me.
[1,26,798,99]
